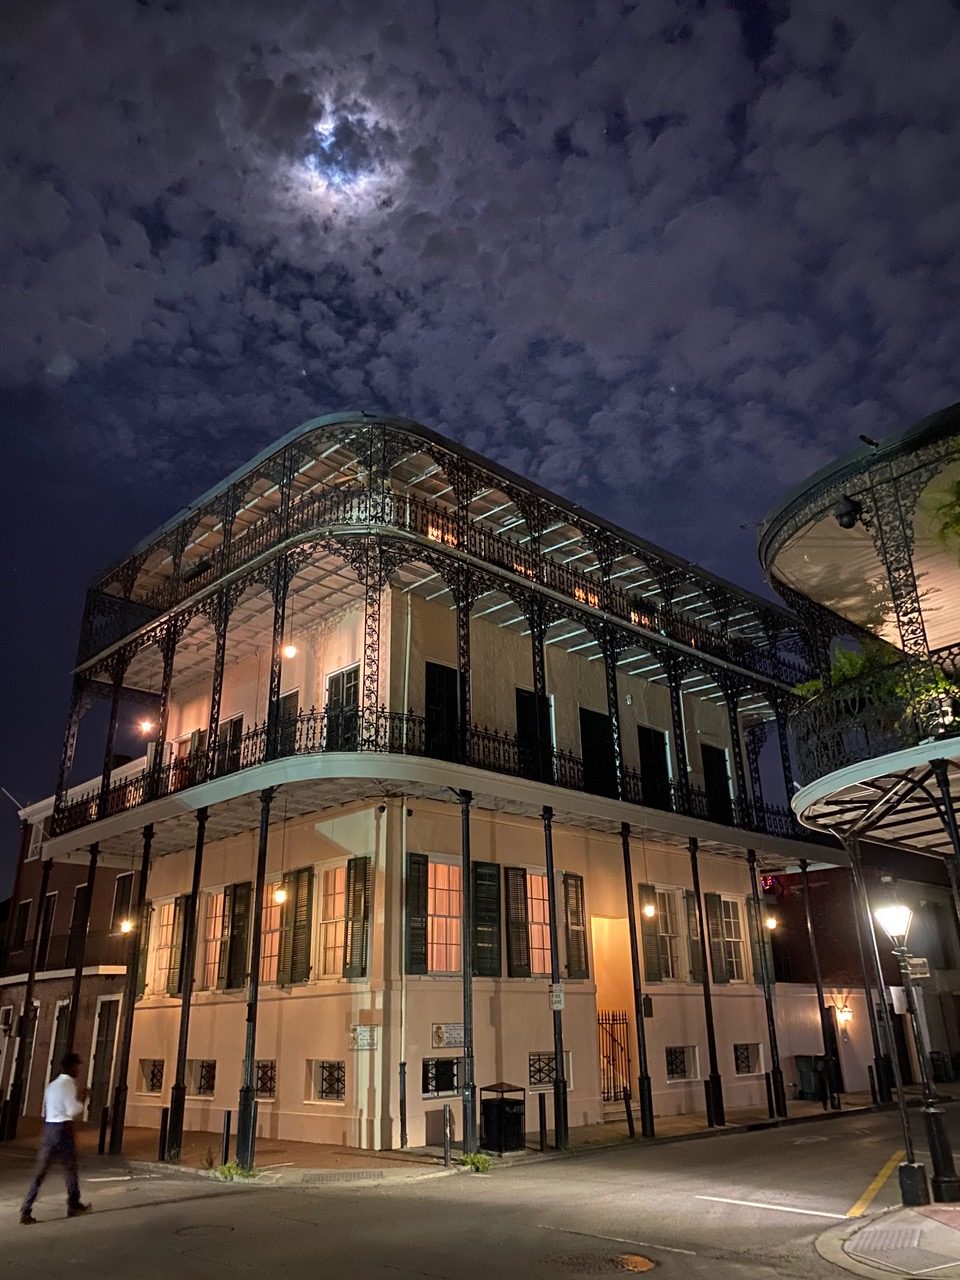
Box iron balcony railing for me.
[93,485,807,686]
[0,928,130,979]
[53,706,816,845]
[792,643,960,787]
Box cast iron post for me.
[237,789,273,1169]
[621,823,654,1136]
[110,824,153,1153]
[459,790,477,1153]
[542,806,568,1147]
[848,869,891,1104]
[799,860,841,1109]
[3,857,52,1139]
[64,842,99,1054]
[166,807,207,1161]
[747,851,787,1117]
[689,837,724,1126]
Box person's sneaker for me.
[67,1203,90,1218]
[20,1212,37,1225]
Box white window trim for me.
[149,897,179,996]
[665,1044,700,1083]
[720,895,749,984]
[135,1057,166,1096]
[84,994,121,1121]
[316,860,348,981]
[653,884,686,983]
[424,852,463,978]
[733,1042,765,1077]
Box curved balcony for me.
[53,706,814,845]
[792,644,960,787]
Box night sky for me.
[2,1,959,895]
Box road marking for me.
[87,1176,133,1182]
[540,1225,697,1256]
[694,1195,846,1220]
[846,1150,905,1218]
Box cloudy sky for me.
[2,0,959,889]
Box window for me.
[153,900,180,994]
[665,1046,698,1081]
[422,1056,461,1097]
[139,1059,164,1093]
[278,690,299,756]
[656,889,681,980]
[528,1051,573,1092]
[37,892,57,969]
[277,867,314,984]
[27,822,44,861]
[326,666,360,750]
[214,716,243,775]
[734,1043,762,1076]
[427,861,461,974]
[11,901,31,951]
[721,898,746,981]
[255,1059,277,1099]
[259,890,282,984]
[65,885,89,968]
[311,1059,345,1101]
[111,873,134,934]
[186,1059,216,1096]
[320,866,347,976]
[526,873,551,976]
[202,891,226,989]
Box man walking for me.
[20,1051,91,1224]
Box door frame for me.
[46,998,71,1084]
[85,994,122,1122]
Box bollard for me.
[399,1062,408,1150]
[157,1106,169,1162]
[98,1106,110,1155]
[764,1072,776,1120]
[867,1064,879,1107]
[442,1104,452,1167]
[622,1087,635,1139]
[703,1079,715,1128]
[221,1109,232,1168]
[538,1092,547,1152]
[819,1071,829,1112]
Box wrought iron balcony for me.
[0,928,130,979]
[792,643,960,787]
[52,706,816,845]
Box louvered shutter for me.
[217,887,234,989]
[227,882,251,989]
[685,891,704,984]
[639,884,661,983]
[563,873,589,979]
[505,867,531,977]
[705,892,729,984]
[405,852,429,975]
[343,856,371,979]
[472,862,501,977]
[167,895,188,995]
[136,901,152,997]
[746,898,776,987]
[290,868,314,983]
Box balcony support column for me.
[237,789,274,1170]
[772,693,796,804]
[745,722,768,817]
[205,591,231,778]
[747,851,787,1117]
[930,760,960,939]
[264,555,291,762]
[149,621,181,798]
[110,823,153,1154]
[800,860,842,1109]
[542,805,568,1148]
[453,571,474,763]
[621,823,654,1136]
[459,790,477,1154]
[361,543,385,748]
[849,869,892,1104]
[600,628,624,800]
[64,842,100,1056]
[689,837,724,1126]
[97,657,128,821]
[665,654,691,811]
[166,807,207,1162]
[720,681,750,827]
[52,676,89,832]
[529,597,552,783]
[2,857,52,1140]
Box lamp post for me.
[874,900,960,1204]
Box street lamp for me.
[874,896,960,1203]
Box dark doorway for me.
[327,666,360,751]
[87,999,120,1123]
[637,726,672,810]
[701,743,733,824]
[277,689,299,757]
[579,707,617,797]
[215,716,243,776]
[425,662,460,761]
[516,689,552,782]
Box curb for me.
[816,1211,900,1280]
[123,1157,461,1188]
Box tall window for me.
[656,889,681,980]
[111,873,134,933]
[526,873,551,976]
[12,901,31,951]
[721,898,746,981]
[153,901,177,992]
[260,891,282,984]
[202,891,225,989]
[320,866,347,976]
[427,862,461,973]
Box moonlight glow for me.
[296,101,397,202]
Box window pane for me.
[527,873,551,975]
[203,892,225,989]
[259,895,282,983]
[427,862,461,973]
[320,866,347,976]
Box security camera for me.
[833,496,862,530]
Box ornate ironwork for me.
[529,1052,556,1088]
[733,1043,755,1075]
[745,721,769,811]
[314,1059,345,1101]
[422,1056,461,1096]
[596,1009,631,1102]
[194,1060,216,1096]
[664,652,691,808]
[255,1059,277,1099]
[146,1059,164,1092]
[665,1046,691,1080]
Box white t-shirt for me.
[42,1073,84,1123]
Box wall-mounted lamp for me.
[764,913,778,931]
[273,885,288,905]
[119,918,135,935]
[837,1004,853,1026]
[641,901,656,920]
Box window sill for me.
[304,1098,346,1106]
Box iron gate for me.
[597,1009,632,1103]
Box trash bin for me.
[930,1050,950,1084]
[479,1082,526,1154]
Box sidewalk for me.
[819,1206,960,1278]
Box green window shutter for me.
[227,882,252,989]
[405,852,428,975]
[472,861,501,978]
[505,867,531,978]
[290,867,314,983]
[217,886,234,990]
[136,901,152,998]
[277,871,296,985]
[746,897,776,986]
[563,873,589,979]
[705,892,729,984]
[343,856,371,979]
[685,891,704,985]
[167,895,188,995]
[639,884,661,983]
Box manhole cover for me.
[175,1225,236,1239]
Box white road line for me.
[87,1176,133,1183]
[695,1195,846,1220]
[540,1225,697,1256]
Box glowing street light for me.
[138,719,155,735]
[874,902,913,947]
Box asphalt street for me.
[0,1105,945,1279]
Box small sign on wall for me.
[432,1022,464,1048]
[549,983,565,1011]
[350,1025,379,1051]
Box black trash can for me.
[479,1082,526,1154]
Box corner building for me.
[36,414,851,1150]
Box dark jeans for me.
[22,1122,81,1212]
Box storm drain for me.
[301,1170,386,1184]
[847,1225,958,1275]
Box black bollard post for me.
[399,1062,408,1150]
[622,1087,635,1138]
[703,1080,715,1128]
[538,1092,547,1152]
[98,1106,110,1155]
[764,1072,776,1120]
[443,1104,452,1167]
[221,1110,231,1168]
[157,1107,169,1162]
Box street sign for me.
[907,956,931,979]
[549,983,565,1011]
